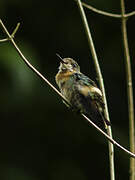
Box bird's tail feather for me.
[99,112,111,125]
[86,110,111,130]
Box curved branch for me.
[82,2,135,19]
[0,19,135,159]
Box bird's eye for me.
[72,63,77,68]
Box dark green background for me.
[0,0,135,179]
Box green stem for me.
[76,1,115,180]
[120,1,135,180]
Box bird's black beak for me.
[56,53,65,64]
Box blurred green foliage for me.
[0,0,135,180]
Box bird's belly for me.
[61,85,84,111]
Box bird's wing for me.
[73,73,104,109]
[74,73,97,87]
[73,73,110,126]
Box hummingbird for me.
[55,54,110,128]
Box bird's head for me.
[56,54,80,73]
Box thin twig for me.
[76,1,115,180]
[0,19,135,159]
[11,23,20,38]
[120,1,135,180]
[0,38,9,42]
[127,11,135,17]
[82,114,135,158]
[82,2,135,19]
[0,22,20,42]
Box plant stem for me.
[76,1,115,180]
[120,1,135,180]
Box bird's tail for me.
[99,112,111,129]
[86,110,111,130]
